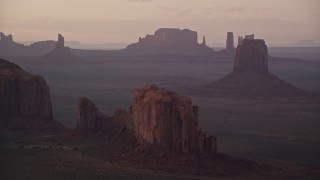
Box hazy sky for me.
[1,0,320,45]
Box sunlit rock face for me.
[0,59,53,128]
[114,84,217,157]
[206,39,312,97]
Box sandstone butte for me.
[0,59,63,129]
[207,39,312,97]
[125,28,213,54]
[77,84,217,158]
[41,33,83,63]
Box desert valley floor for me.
[1,47,320,179]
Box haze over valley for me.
[1,0,320,179]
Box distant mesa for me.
[238,34,254,45]
[0,32,60,56]
[203,38,312,97]
[40,34,84,64]
[0,32,26,50]
[0,59,64,130]
[0,32,84,63]
[77,84,217,158]
[28,40,57,50]
[125,28,214,54]
[0,32,14,45]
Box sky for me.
[1,0,320,45]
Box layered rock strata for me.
[77,85,217,157]
[114,84,217,157]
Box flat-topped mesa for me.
[141,28,198,47]
[234,39,268,73]
[126,28,213,54]
[115,84,217,157]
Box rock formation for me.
[114,84,217,157]
[0,32,26,50]
[0,32,61,56]
[234,39,268,72]
[77,85,217,157]
[125,28,213,54]
[0,32,14,44]
[202,36,207,46]
[41,34,83,64]
[57,33,64,48]
[206,39,312,97]
[76,97,108,132]
[226,32,235,50]
[0,59,63,129]
[238,34,254,45]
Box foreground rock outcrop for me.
[76,97,109,132]
[0,59,63,129]
[128,85,216,156]
[206,39,311,97]
[77,85,217,157]
[125,28,213,54]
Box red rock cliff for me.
[115,84,217,157]
[0,59,53,127]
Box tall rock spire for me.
[57,33,64,48]
[202,36,206,45]
[226,32,234,50]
